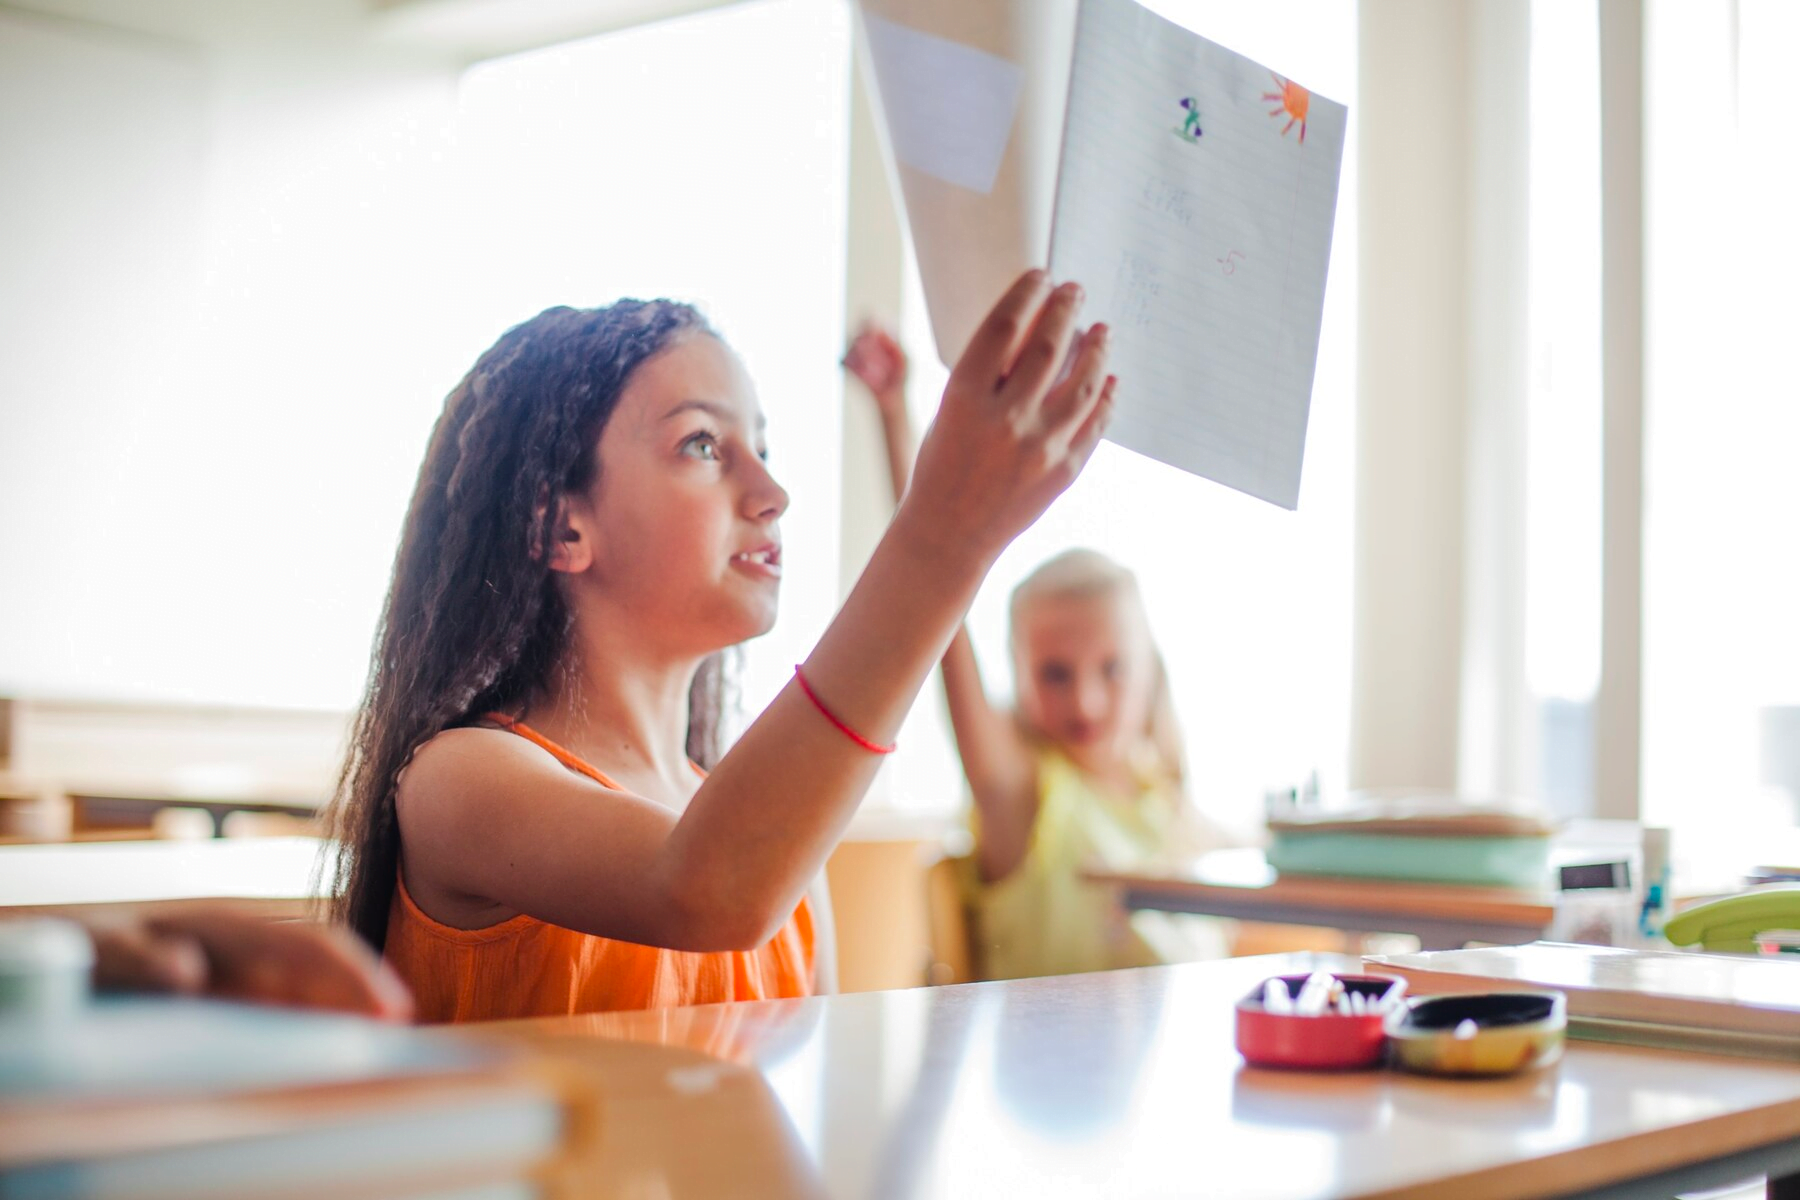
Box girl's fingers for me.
[1066,375,1118,464]
[147,908,416,1020]
[952,269,1052,390]
[90,924,208,995]
[365,960,417,1021]
[999,283,1086,406]
[1041,323,1111,433]
[283,933,415,1020]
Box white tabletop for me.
[488,952,1800,1199]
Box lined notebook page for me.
[1049,0,1346,509]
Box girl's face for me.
[567,334,788,655]
[1014,590,1156,773]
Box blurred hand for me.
[87,905,413,1021]
[899,271,1115,562]
[843,322,909,418]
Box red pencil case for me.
[1235,973,1406,1070]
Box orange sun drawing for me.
[1262,72,1310,144]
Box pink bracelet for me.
[793,665,897,755]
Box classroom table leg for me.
[1770,1171,1800,1200]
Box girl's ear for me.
[543,495,595,574]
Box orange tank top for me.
[385,717,817,1023]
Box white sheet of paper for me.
[1049,0,1346,508]
[860,13,1024,195]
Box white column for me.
[1351,0,1474,790]
[837,41,907,599]
[1595,0,1645,820]
[1458,0,1534,803]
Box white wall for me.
[1,12,209,698]
[1350,0,1552,803]
[1,7,465,710]
[0,1,849,723]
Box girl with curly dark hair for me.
[325,271,1114,1021]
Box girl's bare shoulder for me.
[395,725,571,819]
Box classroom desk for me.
[480,952,1800,1200]
[65,787,322,837]
[1087,848,1558,950]
[0,772,326,838]
[0,835,327,919]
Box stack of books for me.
[1267,795,1556,889]
[0,997,594,1198]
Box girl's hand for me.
[843,323,909,420]
[87,906,414,1020]
[898,271,1114,564]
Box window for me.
[1525,0,1603,818]
[0,0,851,716]
[1641,0,1800,841]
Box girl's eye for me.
[1102,659,1121,681]
[682,433,721,461]
[757,446,771,463]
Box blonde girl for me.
[846,324,1228,979]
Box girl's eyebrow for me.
[661,399,767,430]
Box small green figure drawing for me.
[1175,97,1203,142]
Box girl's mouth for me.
[731,544,782,579]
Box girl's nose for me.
[1075,677,1109,721]
[743,457,789,521]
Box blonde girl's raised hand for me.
[843,323,909,419]
[844,322,916,499]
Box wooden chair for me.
[221,810,322,839]
[150,806,216,841]
[924,853,980,985]
[0,785,73,842]
[1227,920,1352,957]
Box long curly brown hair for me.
[324,299,729,950]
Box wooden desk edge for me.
[0,896,316,922]
[1086,869,1556,927]
[1364,1098,1800,1200]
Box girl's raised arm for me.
[405,274,1112,951]
[845,324,1039,883]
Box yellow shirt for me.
[968,748,1229,981]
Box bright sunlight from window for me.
[456,0,851,730]
[0,0,850,717]
[1525,0,1603,818]
[1642,0,1800,839]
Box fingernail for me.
[1093,322,1111,346]
[1026,268,1048,286]
[1061,282,1085,305]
